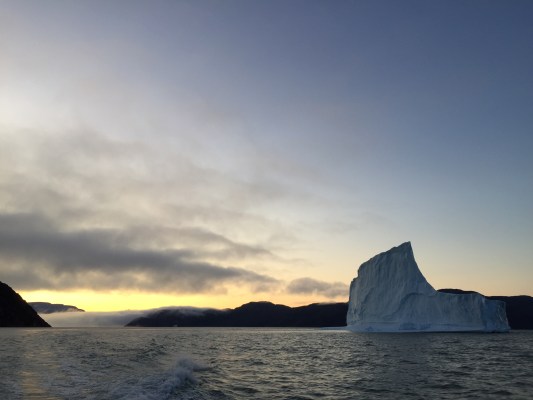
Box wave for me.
[107,356,207,400]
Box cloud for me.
[0,212,279,293]
[151,226,276,261]
[0,128,342,297]
[0,128,307,239]
[286,277,348,298]
[0,129,304,293]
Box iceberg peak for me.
[346,242,510,332]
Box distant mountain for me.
[29,302,85,314]
[438,289,533,330]
[126,301,348,328]
[0,281,50,327]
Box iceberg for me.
[346,242,510,332]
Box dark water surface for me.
[0,328,531,399]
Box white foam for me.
[108,356,207,400]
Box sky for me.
[1,1,532,312]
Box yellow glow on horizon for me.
[19,290,232,311]
[19,289,348,312]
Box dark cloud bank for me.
[0,212,278,293]
[0,212,346,298]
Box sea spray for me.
[108,356,206,400]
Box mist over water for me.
[40,311,146,327]
[0,328,531,399]
[40,306,212,327]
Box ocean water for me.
[0,328,532,400]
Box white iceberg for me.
[346,242,510,332]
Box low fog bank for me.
[42,311,144,327]
[42,307,210,327]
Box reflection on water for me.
[0,328,532,399]
[3,329,62,400]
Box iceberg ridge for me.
[346,242,510,332]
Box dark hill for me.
[438,289,533,330]
[127,291,533,329]
[0,281,50,327]
[126,301,348,328]
[29,302,85,314]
